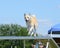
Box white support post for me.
[24,40,25,48]
[46,42,49,48]
[51,31,52,37]
[15,46,17,48]
[11,46,13,48]
[35,42,38,48]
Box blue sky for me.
[0,0,60,35]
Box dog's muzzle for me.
[25,20,28,22]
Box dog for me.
[24,13,38,36]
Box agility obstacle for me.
[0,36,51,40]
[0,36,59,48]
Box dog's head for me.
[24,14,31,22]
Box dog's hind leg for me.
[34,25,37,37]
[28,26,33,35]
[30,30,34,36]
[34,32,37,37]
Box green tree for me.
[0,24,34,48]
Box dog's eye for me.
[27,17,29,18]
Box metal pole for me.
[51,30,52,37]
[15,46,17,48]
[24,40,25,48]
[35,42,38,48]
[46,42,49,48]
[46,39,49,48]
[11,46,13,48]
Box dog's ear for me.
[24,13,26,16]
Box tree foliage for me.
[0,24,21,36]
[0,24,33,48]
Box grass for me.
[49,39,58,48]
[40,39,58,48]
[25,39,58,48]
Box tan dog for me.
[24,14,38,36]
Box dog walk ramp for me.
[0,36,59,48]
[0,36,51,40]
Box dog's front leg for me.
[28,26,33,35]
